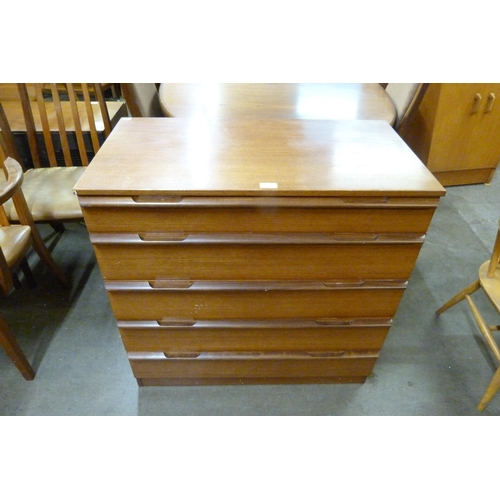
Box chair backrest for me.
[121,83,165,117]
[0,157,29,294]
[15,83,112,168]
[0,101,21,167]
[385,83,429,135]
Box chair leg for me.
[11,271,22,290]
[0,313,35,380]
[49,222,66,233]
[478,365,500,411]
[436,280,481,314]
[465,295,500,361]
[19,258,37,288]
[464,295,500,410]
[29,231,68,288]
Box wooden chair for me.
[121,83,169,117]
[385,83,429,136]
[437,219,500,411]
[0,83,113,228]
[0,156,68,379]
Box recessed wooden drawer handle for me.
[485,93,496,113]
[133,195,184,204]
[472,93,482,113]
[163,352,201,359]
[159,318,197,326]
[150,280,194,289]
[139,232,189,242]
[323,280,365,288]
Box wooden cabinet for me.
[75,118,444,386]
[402,83,500,186]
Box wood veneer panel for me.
[81,205,438,234]
[138,376,369,385]
[94,242,423,281]
[74,119,445,198]
[129,351,379,381]
[118,319,392,353]
[106,286,405,321]
[432,168,494,186]
[402,83,500,185]
[158,83,396,123]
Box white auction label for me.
[259,182,278,189]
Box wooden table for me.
[0,83,120,102]
[75,117,444,386]
[2,100,128,167]
[2,100,127,132]
[159,83,396,123]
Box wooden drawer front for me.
[129,351,379,384]
[92,235,424,281]
[81,199,438,235]
[118,318,392,353]
[105,281,406,320]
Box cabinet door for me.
[464,83,500,170]
[428,84,481,172]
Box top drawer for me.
[79,196,439,234]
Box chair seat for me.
[479,260,500,314]
[4,167,85,221]
[0,225,31,267]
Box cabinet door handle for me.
[485,92,496,113]
[472,93,482,113]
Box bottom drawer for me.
[129,351,379,386]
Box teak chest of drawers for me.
[75,118,445,386]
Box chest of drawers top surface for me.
[74,118,445,198]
